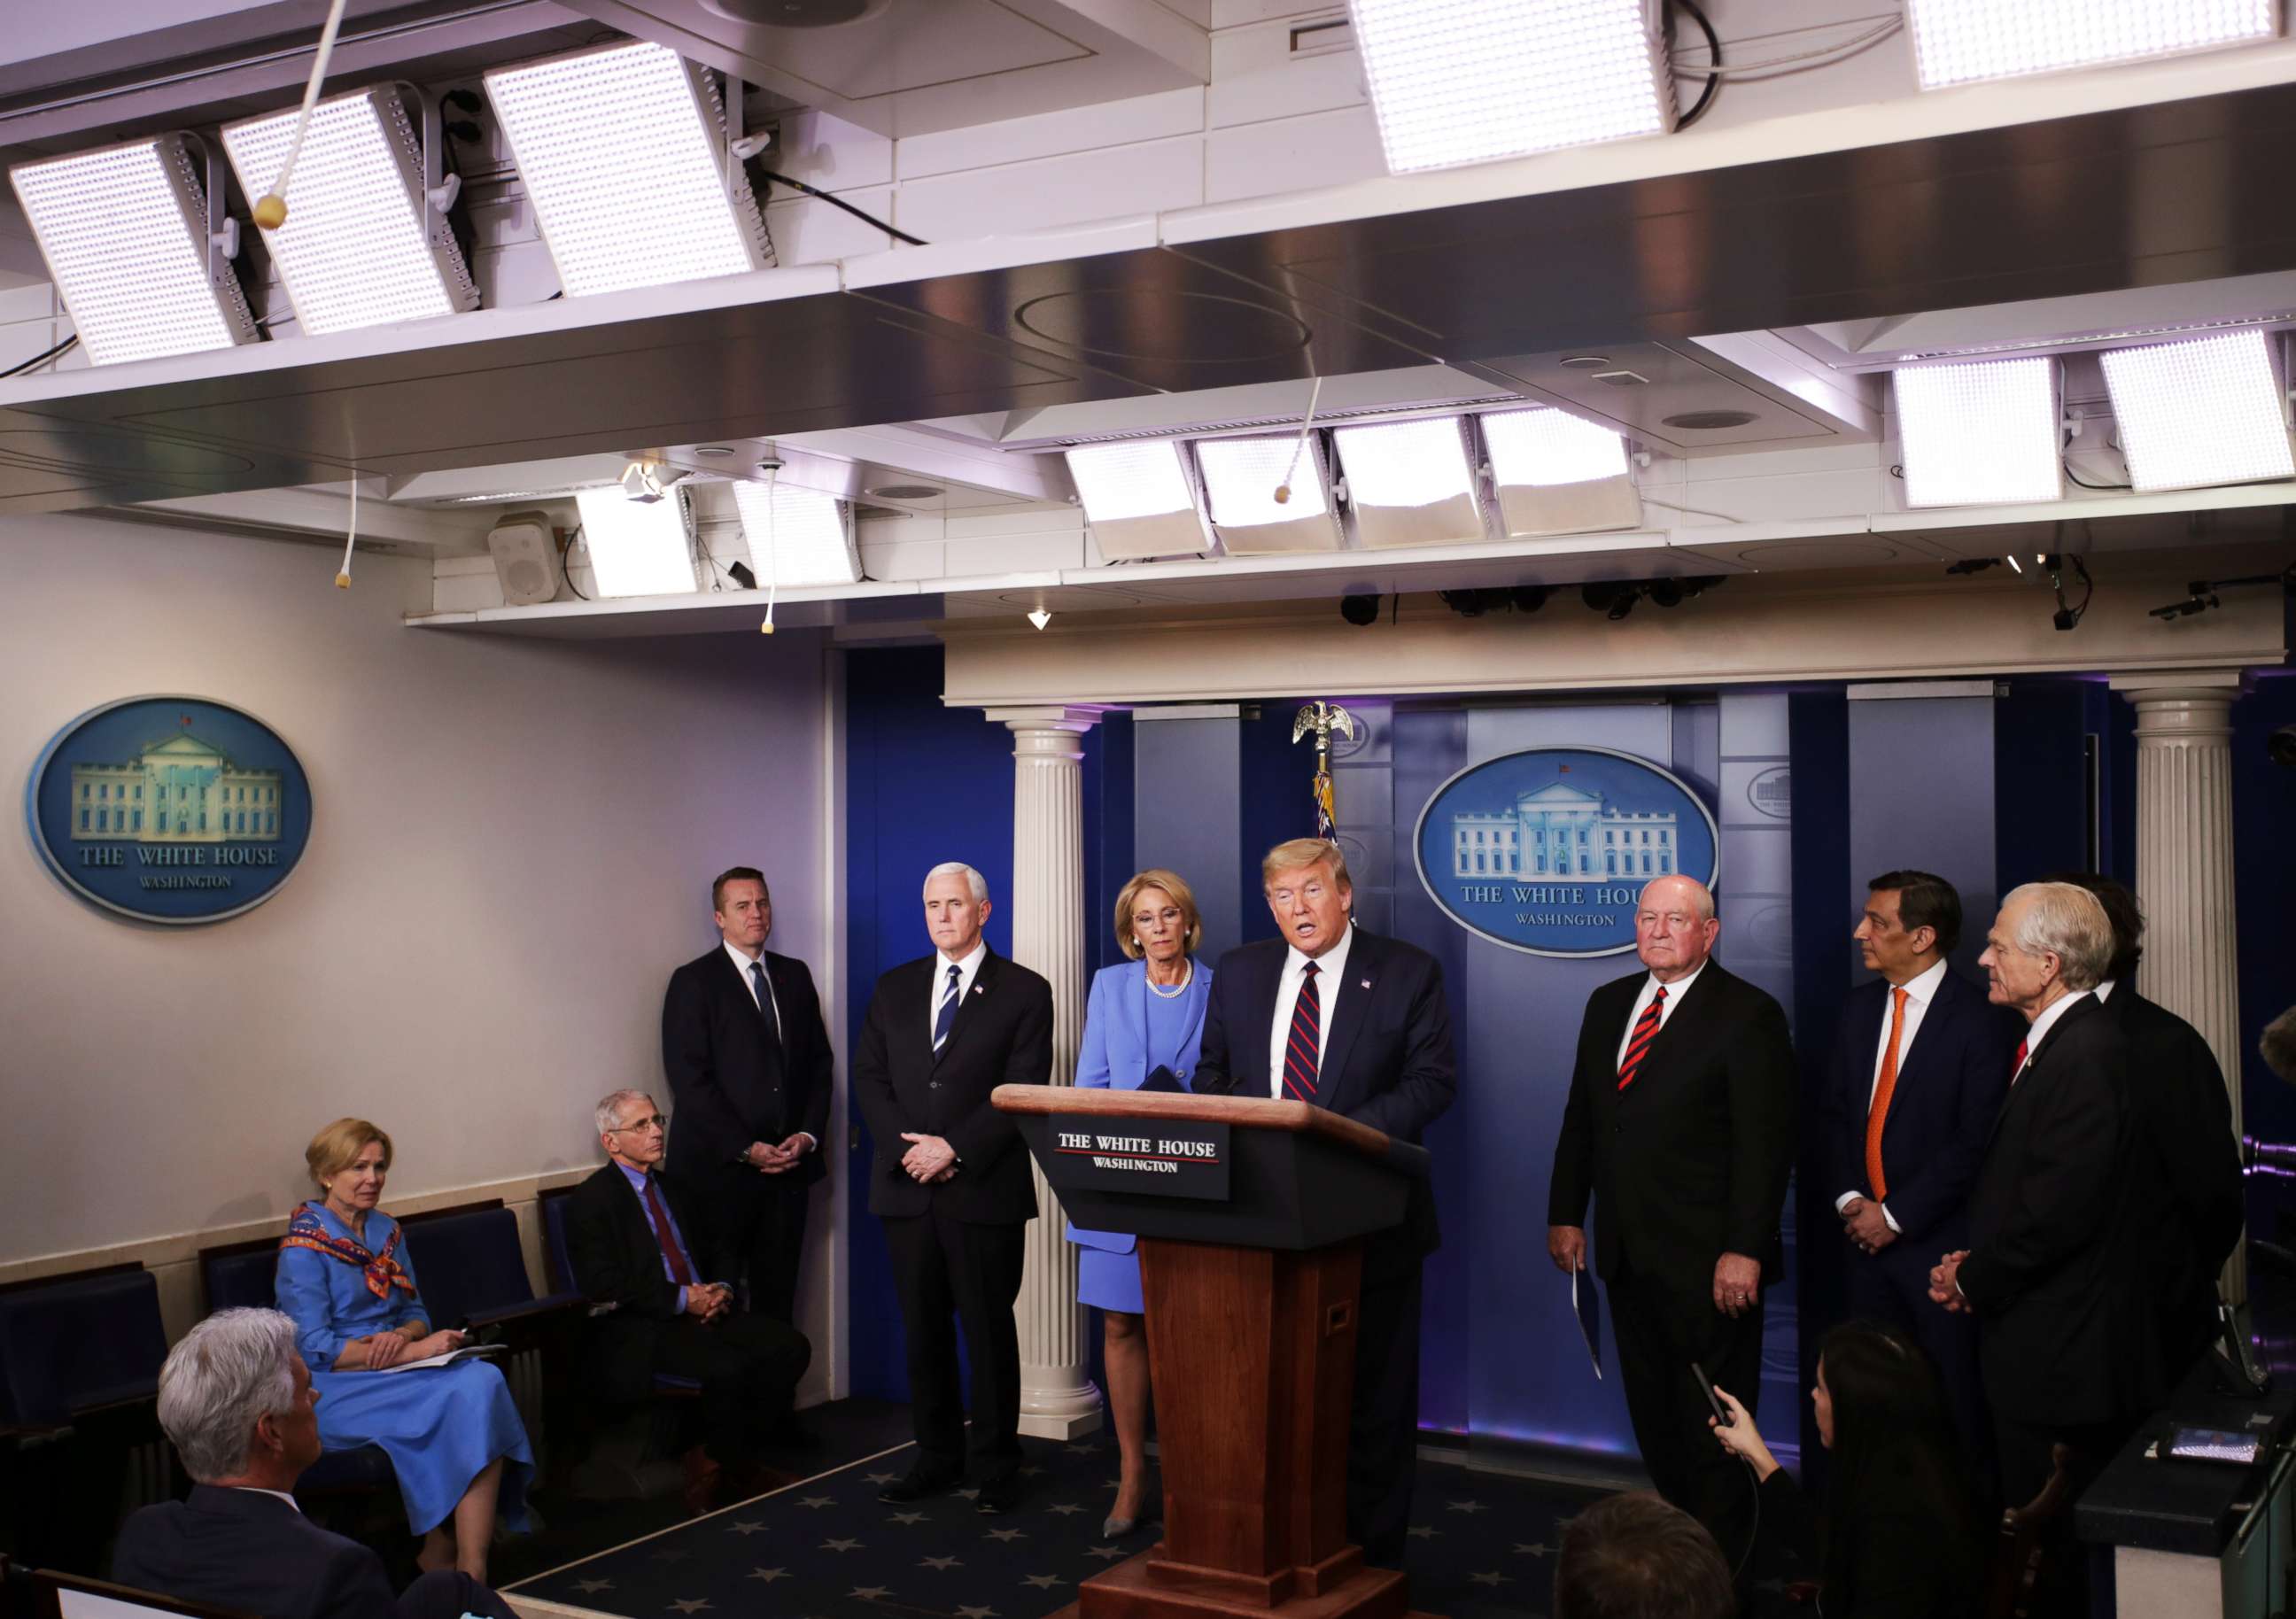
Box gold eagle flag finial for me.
[1292,701,1358,842]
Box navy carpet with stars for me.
[494,1429,1751,1619]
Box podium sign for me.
[1043,1115,1231,1201]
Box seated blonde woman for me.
[274,1119,533,1581]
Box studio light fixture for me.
[1891,358,2062,507]
[731,477,864,586]
[8,134,257,366]
[1478,407,1645,537]
[619,460,688,503]
[484,40,774,298]
[1907,0,2279,89]
[1194,434,1345,554]
[2099,329,2295,492]
[1348,0,1672,174]
[1065,440,1214,560]
[1028,608,1053,631]
[221,87,477,336]
[1332,417,1485,548]
[575,486,700,598]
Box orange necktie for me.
[1864,987,1909,1200]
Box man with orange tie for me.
[1547,875,1795,1562]
[1822,871,2017,1472]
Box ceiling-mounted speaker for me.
[488,510,562,607]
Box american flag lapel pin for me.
[1360,978,1372,990]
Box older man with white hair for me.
[1929,880,2145,1617]
[112,1307,513,1619]
[853,862,1052,1514]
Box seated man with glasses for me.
[563,1088,812,1513]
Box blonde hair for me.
[306,1118,392,1189]
[1261,837,1350,890]
[1113,869,1205,959]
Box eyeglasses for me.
[609,1113,668,1133]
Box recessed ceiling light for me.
[1559,354,1612,369]
[866,484,944,500]
[694,445,738,457]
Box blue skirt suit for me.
[1068,957,1211,1314]
[275,1205,534,1537]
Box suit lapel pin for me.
[1360,979,1372,990]
[972,984,985,995]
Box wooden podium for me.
[994,1085,1439,1619]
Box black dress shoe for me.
[975,1473,1025,1514]
[879,1468,963,1505]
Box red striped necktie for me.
[1283,961,1322,1103]
[1617,985,1667,1091]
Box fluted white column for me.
[987,704,1106,1439]
[2110,670,2246,1300]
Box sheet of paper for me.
[378,1342,506,1375]
[1572,1264,1602,1380]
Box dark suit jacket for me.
[662,946,834,1189]
[1191,929,1457,1267]
[851,949,1052,1224]
[562,1160,736,1401]
[113,1485,399,1619]
[1548,960,1797,1285]
[1958,992,2148,1424]
[1822,968,2018,1247]
[2106,984,2245,1375]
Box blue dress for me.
[274,1205,534,1537]
[1068,958,1212,1315]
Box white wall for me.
[0,515,831,1281]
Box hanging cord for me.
[253,0,353,229]
[759,460,780,635]
[335,476,358,589]
[1670,0,1721,129]
[3,334,79,377]
[1275,375,1324,504]
[755,168,926,247]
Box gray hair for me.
[595,1088,655,1136]
[922,862,989,904]
[157,1308,300,1483]
[2002,881,2114,991]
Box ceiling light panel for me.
[1333,417,1485,548]
[2100,329,2295,491]
[575,487,700,597]
[1348,0,1672,174]
[732,480,864,585]
[1478,407,1644,536]
[8,135,256,366]
[1908,0,2279,89]
[484,42,773,298]
[1066,441,1214,560]
[222,89,477,337]
[1892,358,2063,507]
[1195,435,1344,554]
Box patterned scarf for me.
[279,1202,415,1302]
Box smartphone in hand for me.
[1692,1360,1732,1429]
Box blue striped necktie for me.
[933,964,961,1053]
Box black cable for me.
[1731,1455,1761,1583]
[756,167,927,247]
[3,333,79,377]
[2064,462,2133,492]
[1669,0,1722,130]
[562,525,590,601]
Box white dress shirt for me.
[721,941,813,1155]
[1835,957,1952,1229]
[1267,926,1356,1099]
[2013,987,2092,1080]
[1614,960,1707,1071]
[931,940,989,1042]
[2095,979,2119,1005]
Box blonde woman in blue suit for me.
[1072,868,1211,1540]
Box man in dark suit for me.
[562,1088,811,1512]
[1931,881,2146,1617]
[2049,872,2245,1382]
[1192,838,1457,1569]
[1547,874,1796,1561]
[1822,870,2014,1463]
[662,866,834,1328]
[853,861,1053,1514]
[113,1307,513,1619]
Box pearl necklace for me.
[1145,962,1192,999]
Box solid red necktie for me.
[1617,986,1667,1091]
[642,1174,695,1288]
[2011,1037,2028,1082]
[1283,962,1322,1102]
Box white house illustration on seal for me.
[69,731,283,843]
[1452,778,1676,879]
